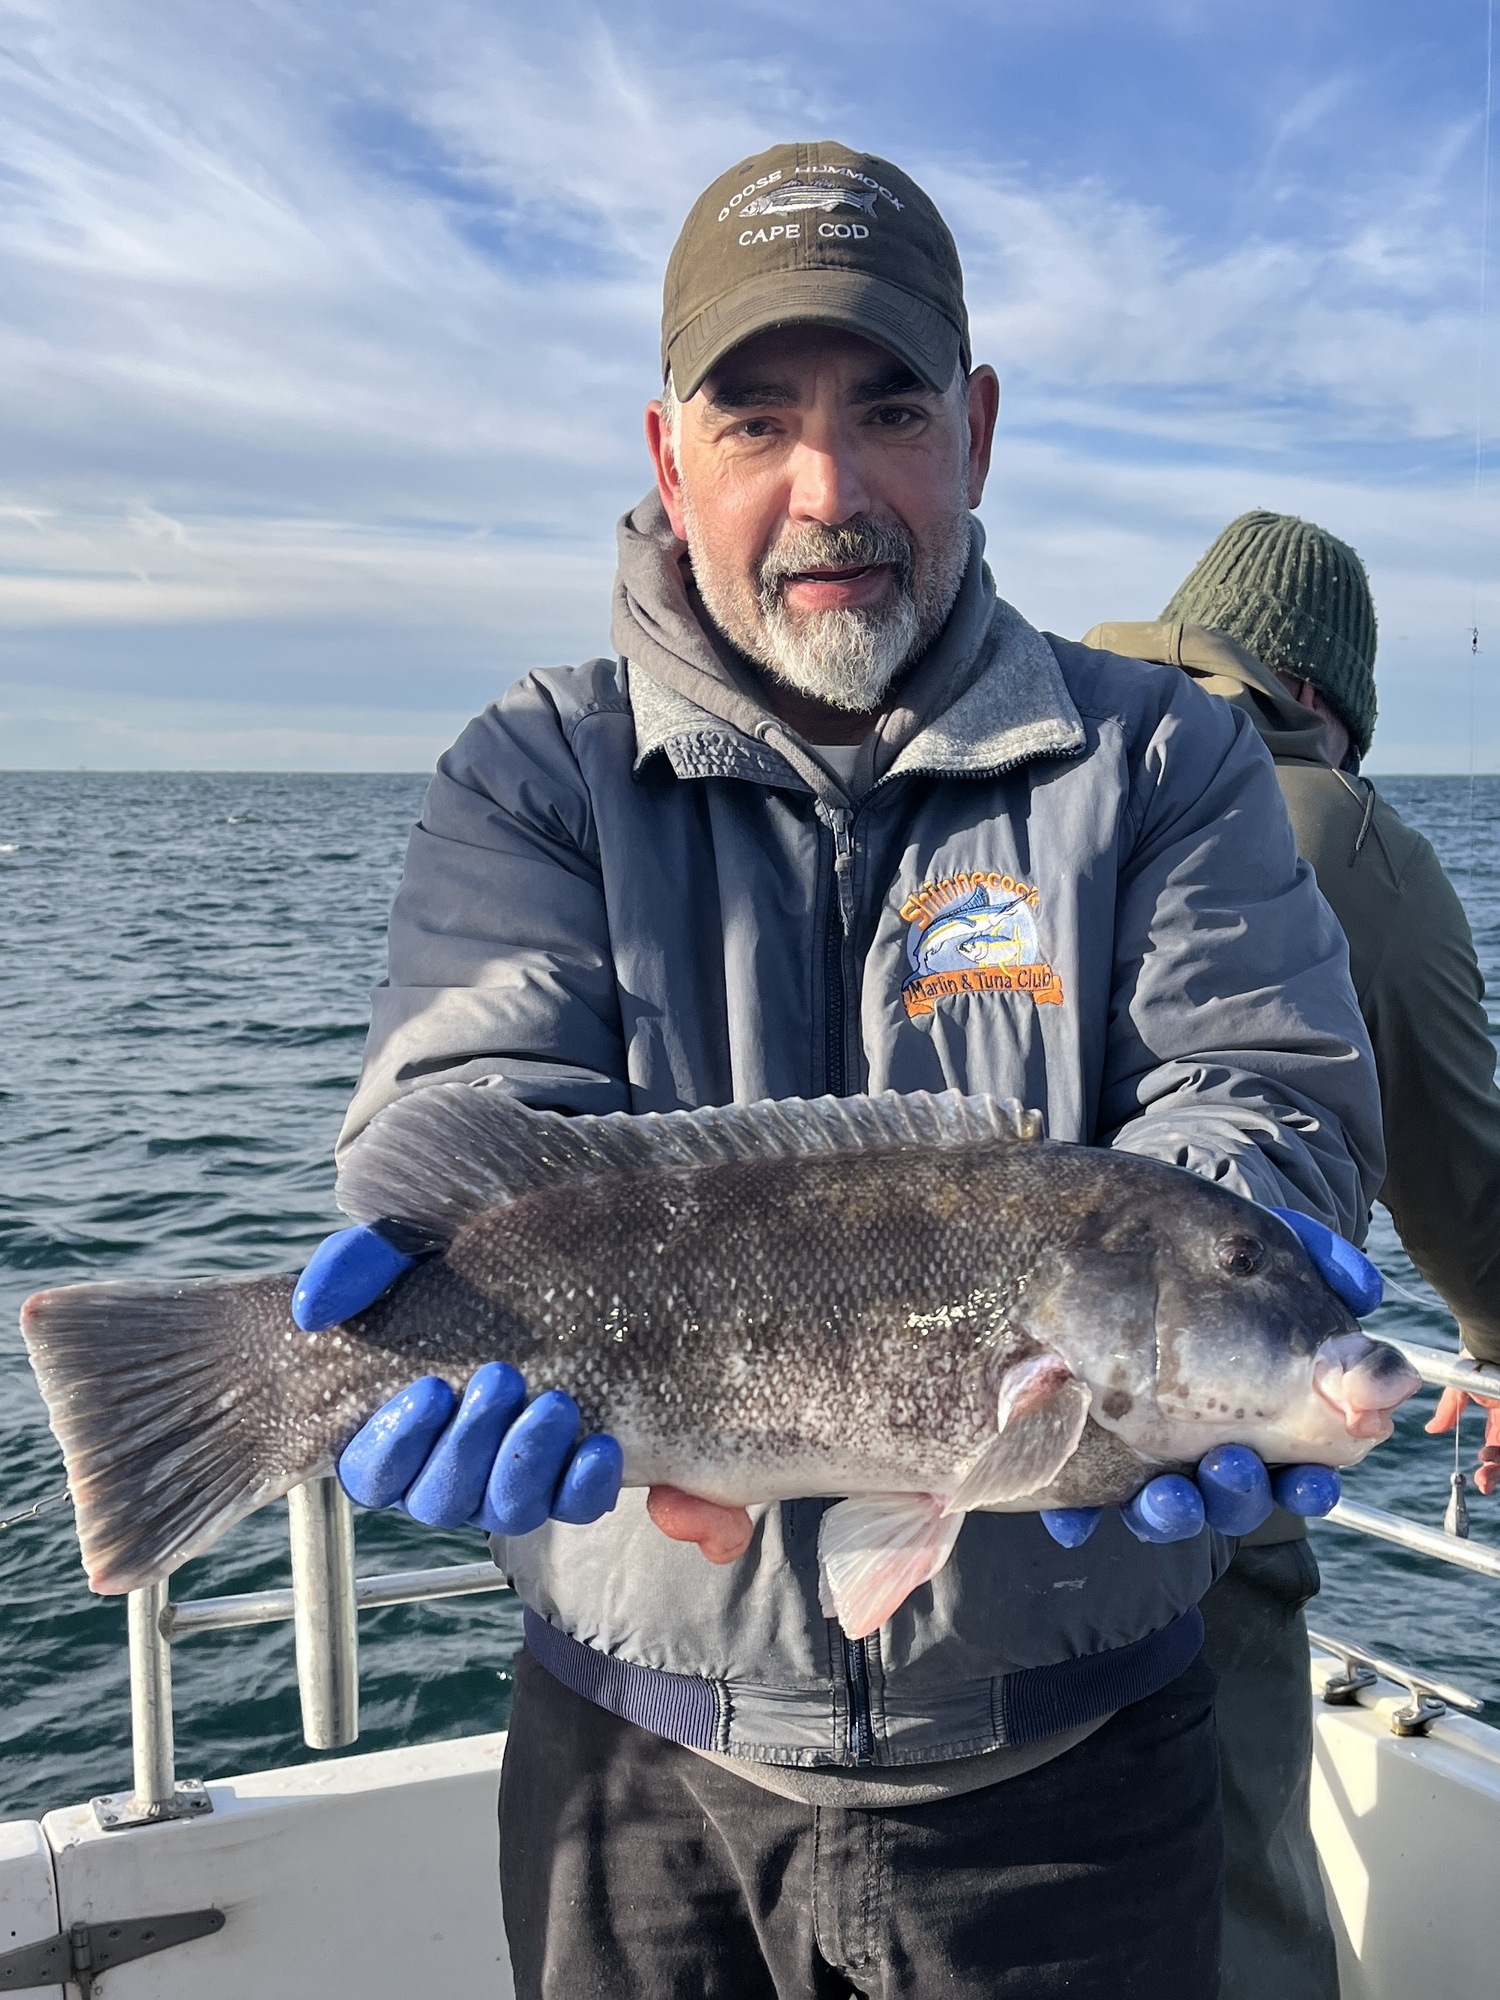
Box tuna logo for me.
[899,872,1065,1020]
[740,179,880,219]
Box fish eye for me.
[1218,1234,1266,1277]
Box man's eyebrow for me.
[702,366,934,412]
[703,379,798,411]
[849,367,932,403]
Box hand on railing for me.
[1425,1388,1500,1496]
[338,1366,624,1534]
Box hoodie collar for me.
[616,491,1083,793]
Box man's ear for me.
[645,401,690,539]
[964,365,1001,509]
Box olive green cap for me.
[1161,510,1378,756]
[662,141,971,402]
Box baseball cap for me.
[662,141,971,402]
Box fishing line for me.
[1378,1269,1457,1318]
[1468,0,1495,887]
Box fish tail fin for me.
[20,1274,309,1594]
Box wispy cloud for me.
[0,0,1494,768]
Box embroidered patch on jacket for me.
[899,872,1065,1019]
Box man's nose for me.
[785,435,871,526]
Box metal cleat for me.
[1310,1629,1484,1737]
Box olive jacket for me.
[1085,620,1500,1367]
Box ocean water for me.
[0,769,1497,1821]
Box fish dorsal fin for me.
[337,1085,1041,1243]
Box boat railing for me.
[101,1481,510,1830]
[98,1334,1499,1832]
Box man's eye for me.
[870,405,921,428]
[732,418,779,439]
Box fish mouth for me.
[1312,1332,1422,1442]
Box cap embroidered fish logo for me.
[899,872,1065,1019]
[740,179,880,220]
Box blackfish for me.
[20,1089,1418,1638]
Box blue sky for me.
[1,0,1496,770]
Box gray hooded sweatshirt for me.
[339,496,1383,1781]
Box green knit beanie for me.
[1161,510,1378,756]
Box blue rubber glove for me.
[1267,1207,1384,1316]
[337,1362,624,1534]
[293,1221,436,1332]
[1041,1444,1341,1548]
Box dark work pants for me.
[1201,1540,1338,2000]
[499,1648,1222,2000]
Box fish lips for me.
[1311,1332,1422,1443]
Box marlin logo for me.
[910,888,1036,977]
[898,869,1066,1018]
[740,179,880,220]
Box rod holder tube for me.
[287,1478,359,1749]
[126,1581,176,1810]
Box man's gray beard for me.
[685,500,972,713]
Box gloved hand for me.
[1265,1206,1384,1316]
[293,1221,434,1332]
[1040,1207,1377,1549]
[301,1225,621,1533]
[1425,1386,1500,1495]
[339,1364,624,1533]
[1039,1448,1340,1549]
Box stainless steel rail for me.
[128,1582,175,1809]
[1308,1626,1485,1735]
[288,1479,360,1749]
[92,1581,215,1828]
[1384,1336,1500,1398]
[109,1488,513,1831]
[1321,1498,1500,1579]
[161,1560,508,1637]
[1308,1628,1484,1716]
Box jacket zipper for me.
[845,1634,876,1764]
[817,801,875,1765]
[819,802,856,1090]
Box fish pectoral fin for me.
[816,1494,964,1640]
[944,1358,1092,1513]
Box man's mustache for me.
[757,518,916,603]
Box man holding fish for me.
[322,140,1404,1997]
[21,144,1414,1998]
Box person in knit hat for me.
[1085,511,1500,2000]
[1159,509,1377,765]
